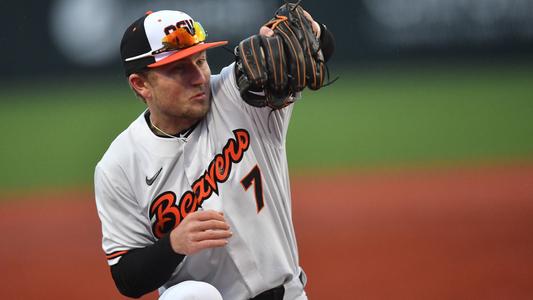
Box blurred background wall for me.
[4,0,533,81]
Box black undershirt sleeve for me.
[319,23,335,63]
[110,234,185,298]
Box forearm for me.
[110,234,185,298]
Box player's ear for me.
[128,73,151,103]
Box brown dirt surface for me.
[1,164,532,299]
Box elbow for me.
[111,266,149,299]
[117,288,145,299]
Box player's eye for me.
[196,58,207,66]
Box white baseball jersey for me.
[94,63,306,299]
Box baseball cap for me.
[120,10,228,76]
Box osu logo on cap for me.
[164,19,195,36]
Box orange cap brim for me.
[148,41,228,68]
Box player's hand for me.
[169,210,232,256]
[259,9,320,38]
[301,9,321,38]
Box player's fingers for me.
[192,210,226,222]
[193,229,233,242]
[194,219,230,232]
[301,9,320,37]
[195,239,229,251]
[301,9,313,22]
[260,26,274,37]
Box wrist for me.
[169,229,183,255]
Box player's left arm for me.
[211,8,335,144]
[233,5,336,109]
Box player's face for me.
[145,51,212,127]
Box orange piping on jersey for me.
[105,250,129,260]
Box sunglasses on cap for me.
[125,21,207,62]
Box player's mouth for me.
[190,91,207,102]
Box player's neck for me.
[146,111,198,138]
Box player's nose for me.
[188,64,208,86]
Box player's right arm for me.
[110,210,231,298]
[169,210,232,255]
[95,162,231,298]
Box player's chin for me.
[186,100,211,119]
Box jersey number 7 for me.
[240,165,264,213]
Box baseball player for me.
[94,6,334,300]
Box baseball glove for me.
[234,1,328,109]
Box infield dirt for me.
[1,164,532,299]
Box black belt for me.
[249,272,304,300]
[249,285,285,300]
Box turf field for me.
[0,61,532,191]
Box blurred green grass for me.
[289,62,533,171]
[1,61,532,191]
